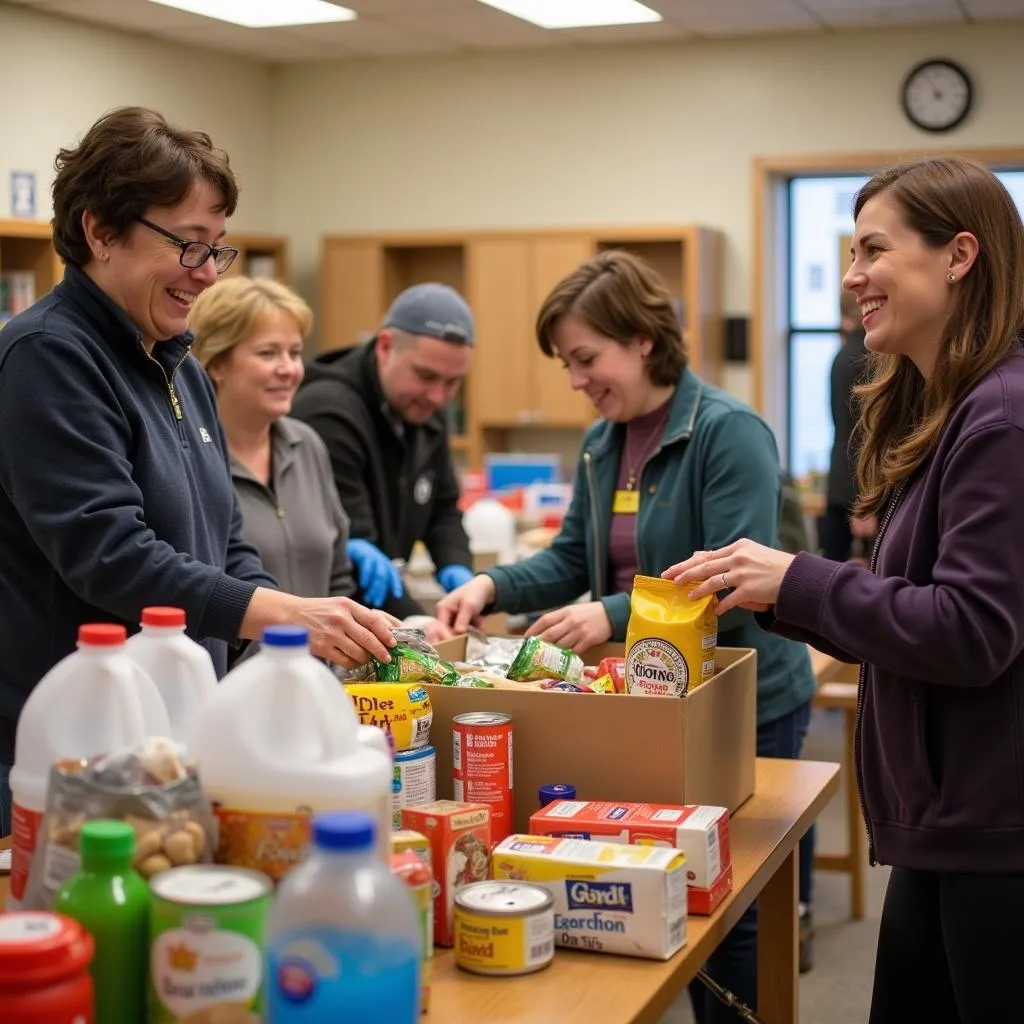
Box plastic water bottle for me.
[266,811,421,1022]
[124,606,217,750]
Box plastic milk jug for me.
[189,626,393,883]
[8,623,172,909]
[124,606,217,751]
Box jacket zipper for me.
[854,480,906,867]
[583,451,604,599]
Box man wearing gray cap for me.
[292,283,475,635]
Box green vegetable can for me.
[148,864,271,1023]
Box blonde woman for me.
[190,276,356,600]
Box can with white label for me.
[454,881,554,976]
[392,744,437,828]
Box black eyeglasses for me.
[137,217,239,274]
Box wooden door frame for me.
[751,148,1024,435]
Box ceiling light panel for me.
[148,0,356,29]
[476,0,662,30]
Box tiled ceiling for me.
[6,0,1024,62]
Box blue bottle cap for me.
[262,625,309,647]
[539,783,577,807]
[313,811,376,852]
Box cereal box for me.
[492,834,687,960]
[529,800,732,915]
[402,801,491,948]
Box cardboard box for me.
[528,800,733,916]
[492,834,688,960]
[429,640,756,836]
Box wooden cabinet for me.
[222,233,289,281]
[0,220,63,325]
[320,226,724,469]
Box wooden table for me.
[432,758,839,1024]
[0,759,838,1024]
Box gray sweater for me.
[231,417,355,598]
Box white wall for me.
[0,4,275,230]
[270,21,1024,323]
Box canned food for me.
[453,712,514,843]
[454,881,555,976]
[393,745,437,828]
[344,682,433,752]
[148,865,271,1024]
[538,783,576,808]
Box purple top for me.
[767,349,1024,873]
[608,397,673,596]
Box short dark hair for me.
[52,106,238,267]
[535,249,687,387]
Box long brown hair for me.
[853,158,1024,516]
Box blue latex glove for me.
[437,564,475,593]
[347,539,404,608]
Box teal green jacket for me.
[487,369,814,725]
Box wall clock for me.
[901,59,973,133]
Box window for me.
[787,170,1024,478]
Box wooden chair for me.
[810,652,865,920]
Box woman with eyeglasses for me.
[0,107,397,835]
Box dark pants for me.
[690,699,814,1024]
[818,504,873,564]
[870,867,1024,1023]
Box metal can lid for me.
[456,881,552,916]
[453,712,512,727]
[149,865,271,905]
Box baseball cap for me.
[382,283,475,347]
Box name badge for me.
[612,489,640,515]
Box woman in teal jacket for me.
[436,250,816,1021]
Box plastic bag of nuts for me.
[22,737,219,910]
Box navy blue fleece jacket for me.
[0,265,276,761]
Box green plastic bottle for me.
[55,819,149,1024]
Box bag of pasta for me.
[625,575,717,697]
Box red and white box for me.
[528,800,732,915]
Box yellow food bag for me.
[625,575,717,697]
[344,682,433,752]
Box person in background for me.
[819,288,875,562]
[291,283,476,641]
[0,107,396,836]
[666,157,1024,1023]
[435,249,817,1019]
[189,276,356,604]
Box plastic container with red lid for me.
[0,911,95,1021]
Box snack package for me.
[597,656,627,693]
[375,644,459,687]
[507,636,583,684]
[23,737,218,911]
[461,630,526,676]
[625,575,717,697]
[449,675,496,688]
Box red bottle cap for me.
[0,912,94,986]
[141,606,186,628]
[78,623,127,647]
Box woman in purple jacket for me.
[665,156,1024,1024]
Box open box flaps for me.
[427,639,757,835]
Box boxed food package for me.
[529,800,733,915]
[401,800,491,948]
[491,834,687,960]
[430,638,757,834]
[391,849,434,1014]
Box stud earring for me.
[947,272,957,283]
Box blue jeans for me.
[0,761,11,838]
[690,698,815,1023]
